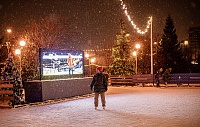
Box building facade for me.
[188,26,200,64]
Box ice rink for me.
[0,86,200,127]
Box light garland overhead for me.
[119,0,152,34]
[84,48,112,52]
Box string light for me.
[84,48,112,52]
[119,0,152,34]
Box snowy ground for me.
[0,86,200,127]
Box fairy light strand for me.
[119,0,152,34]
[84,48,112,52]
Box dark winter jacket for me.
[90,73,107,93]
[163,69,171,82]
[155,71,163,80]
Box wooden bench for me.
[0,82,14,107]
[109,76,133,86]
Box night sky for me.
[0,0,200,49]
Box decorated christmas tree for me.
[0,54,25,106]
[109,19,134,75]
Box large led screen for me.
[40,48,84,77]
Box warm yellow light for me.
[184,40,188,45]
[135,44,141,49]
[91,58,95,63]
[119,0,152,34]
[85,53,89,58]
[132,51,136,56]
[15,49,21,55]
[7,29,12,33]
[20,40,26,46]
[126,34,130,36]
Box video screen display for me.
[40,48,84,76]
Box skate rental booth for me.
[24,48,92,103]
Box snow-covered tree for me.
[19,13,70,81]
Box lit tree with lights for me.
[109,19,134,75]
[1,55,25,106]
[158,15,186,73]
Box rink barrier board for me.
[23,77,93,103]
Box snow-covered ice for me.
[0,86,200,127]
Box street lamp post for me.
[6,29,12,57]
[90,58,95,75]
[132,51,137,74]
[15,40,26,84]
[133,44,140,74]
[184,40,188,59]
[15,49,21,80]
[150,16,153,74]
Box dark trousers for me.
[156,79,160,87]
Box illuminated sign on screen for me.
[39,49,84,77]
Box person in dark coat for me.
[163,68,171,87]
[90,66,107,110]
[155,68,163,87]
